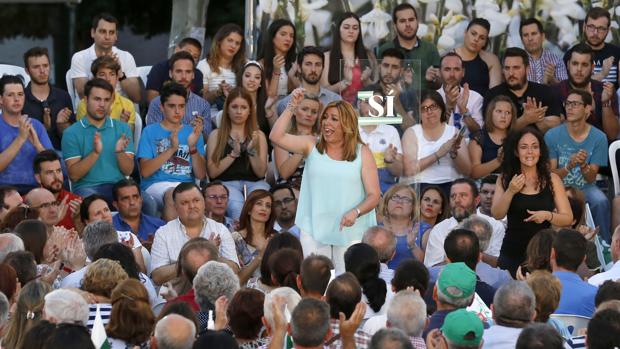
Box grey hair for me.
[493,281,536,328]
[82,221,118,259]
[0,292,8,328]
[263,287,302,329]
[154,314,196,349]
[387,290,427,337]
[0,233,25,262]
[43,289,89,326]
[193,261,239,311]
[369,328,414,349]
[437,285,475,308]
[362,226,397,263]
[459,215,492,252]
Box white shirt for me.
[69,44,138,79]
[482,325,523,349]
[401,124,462,185]
[150,217,239,271]
[362,314,387,336]
[437,86,484,139]
[69,44,139,99]
[380,263,394,286]
[360,124,403,169]
[588,260,620,286]
[423,213,505,267]
[476,209,506,257]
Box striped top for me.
[87,303,112,330]
[527,49,567,84]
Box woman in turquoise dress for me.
[270,88,380,273]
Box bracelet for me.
[462,111,472,118]
[354,207,361,218]
[549,211,554,222]
[189,147,198,155]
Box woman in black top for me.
[454,18,501,96]
[491,127,572,276]
[469,95,517,179]
[206,88,269,220]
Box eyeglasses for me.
[421,104,439,114]
[389,195,414,204]
[564,100,585,109]
[273,197,295,208]
[585,24,608,33]
[206,195,228,202]
[32,201,59,209]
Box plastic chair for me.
[0,64,30,85]
[609,140,620,197]
[549,314,590,337]
[585,203,613,272]
[137,66,152,87]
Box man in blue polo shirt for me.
[552,229,598,317]
[0,75,53,194]
[61,78,134,204]
[112,178,165,247]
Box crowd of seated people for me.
[2,4,620,349]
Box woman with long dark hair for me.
[321,12,376,103]
[206,88,269,220]
[258,19,297,99]
[197,23,246,112]
[344,243,388,319]
[491,127,572,276]
[231,189,276,284]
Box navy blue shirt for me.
[146,59,204,95]
[423,309,454,339]
[113,212,165,242]
[23,83,75,150]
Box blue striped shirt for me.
[146,92,212,135]
[527,49,567,84]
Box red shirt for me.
[56,190,81,230]
[169,288,200,312]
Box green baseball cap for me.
[437,262,476,300]
[441,309,484,346]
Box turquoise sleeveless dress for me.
[295,144,377,246]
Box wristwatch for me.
[355,207,361,218]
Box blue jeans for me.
[73,184,115,206]
[223,180,271,220]
[583,185,611,243]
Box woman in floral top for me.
[232,189,276,285]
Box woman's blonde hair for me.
[380,183,419,221]
[316,100,362,162]
[2,280,51,349]
[526,270,562,322]
[484,95,517,133]
[82,258,128,298]
[212,88,260,165]
[289,95,321,136]
[107,279,155,345]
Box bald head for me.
[0,233,24,262]
[362,226,396,263]
[154,314,196,349]
[612,226,620,262]
[25,188,59,227]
